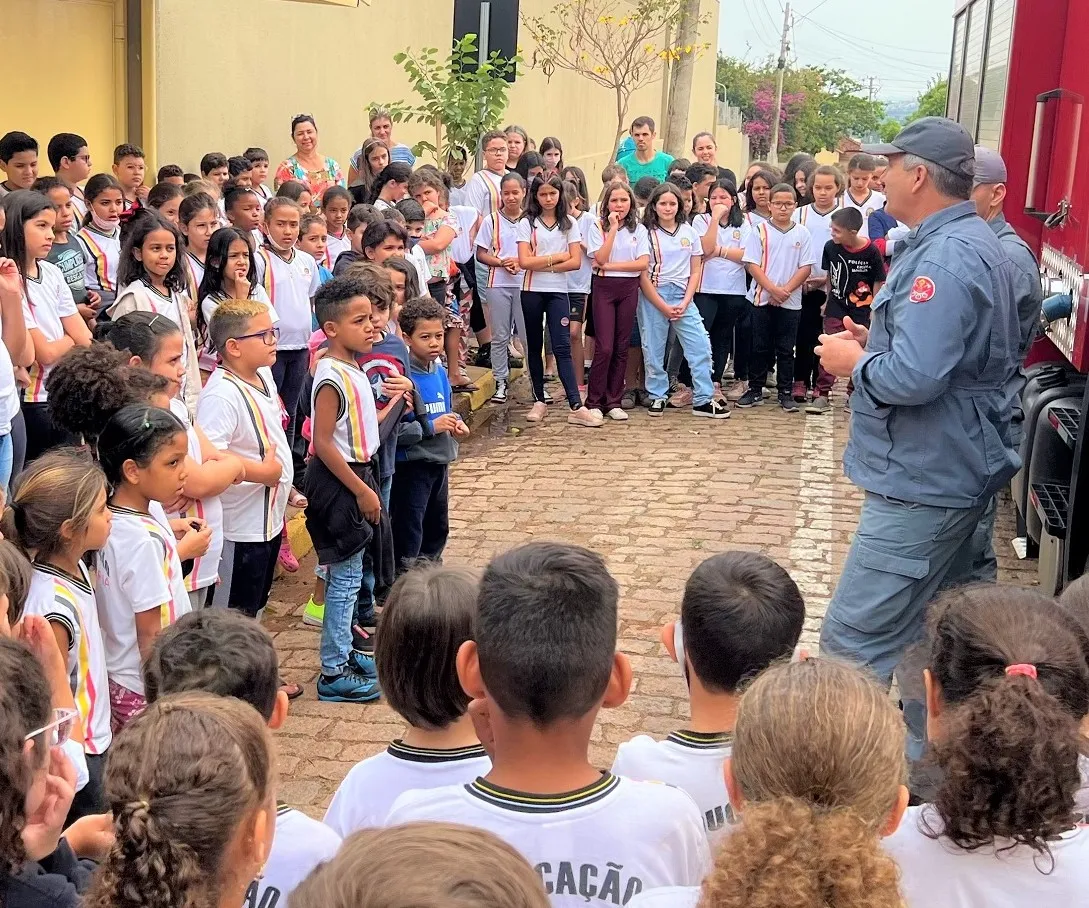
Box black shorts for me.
[568,292,588,322]
[212,533,283,618]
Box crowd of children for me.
[2,538,1088,908]
[0,117,1076,908]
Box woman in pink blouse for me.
[274,114,345,200]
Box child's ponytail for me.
[97,404,186,488]
[0,448,107,563]
[86,692,273,908]
[925,586,1089,857]
[698,798,901,908]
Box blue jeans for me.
[0,432,13,494]
[820,492,988,761]
[321,550,364,676]
[355,474,394,624]
[638,284,714,405]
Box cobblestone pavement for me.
[264,390,1037,817]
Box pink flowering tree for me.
[744,83,806,159]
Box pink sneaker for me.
[278,536,299,573]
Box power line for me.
[802,20,946,73]
[795,0,835,24]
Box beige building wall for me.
[153,0,721,181]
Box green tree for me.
[522,0,706,163]
[906,77,949,122]
[716,56,885,155]
[383,35,519,161]
[879,119,902,142]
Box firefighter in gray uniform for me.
[816,118,1022,759]
[966,144,1044,580]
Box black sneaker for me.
[648,399,667,416]
[736,388,763,408]
[352,624,376,654]
[692,399,730,419]
[779,393,799,412]
[473,343,492,368]
[491,379,508,403]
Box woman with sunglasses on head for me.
[0,634,114,908]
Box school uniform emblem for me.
[909,276,936,303]
[732,230,741,239]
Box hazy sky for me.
[717,0,954,103]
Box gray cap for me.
[862,117,975,180]
[972,144,1008,186]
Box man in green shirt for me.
[616,116,673,185]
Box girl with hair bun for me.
[630,658,908,908]
[85,692,275,908]
[886,585,1089,905]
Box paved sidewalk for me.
[264,392,1036,817]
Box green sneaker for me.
[302,596,324,627]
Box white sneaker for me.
[490,379,508,403]
[588,407,604,420]
[567,406,604,427]
[526,401,548,422]
[606,408,629,421]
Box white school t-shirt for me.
[94,503,192,695]
[742,221,815,310]
[517,217,582,293]
[840,189,886,240]
[450,204,479,265]
[567,211,594,294]
[0,314,18,434]
[247,804,341,908]
[885,805,1089,908]
[408,245,432,295]
[612,731,735,846]
[475,211,524,290]
[325,229,352,269]
[196,367,292,543]
[168,398,224,592]
[627,887,700,908]
[22,259,79,403]
[692,214,749,296]
[312,356,380,464]
[255,246,320,349]
[647,224,702,289]
[794,201,841,279]
[184,250,206,296]
[324,740,491,836]
[465,169,504,217]
[76,224,121,300]
[24,563,112,756]
[586,221,652,280]
[386,773,711,905]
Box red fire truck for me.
[948,0,1089,592]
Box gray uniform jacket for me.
[845,201,1022,508]
[990,214,1043,446]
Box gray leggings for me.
[485,285,525,382]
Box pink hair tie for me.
[1005,663,1037,680]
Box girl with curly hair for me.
[630,658,908,908]
[85,692,275,908]
[886,586,1089,905]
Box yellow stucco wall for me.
[152,0,721,181]
[0,0,126,173]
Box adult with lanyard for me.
[965,145,1045,580]
[274,114,345,199]
[815,118,1022,769]
[616,116,673,184]
[347,106,416,185]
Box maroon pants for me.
[815,312,869,396]
[586,275,640,410]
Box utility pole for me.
[767,2,791,167]
[867,76,876,102]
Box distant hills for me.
[883,100,918,122]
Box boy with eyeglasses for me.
[197,299,293,619]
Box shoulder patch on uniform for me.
[909,275,936,303]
